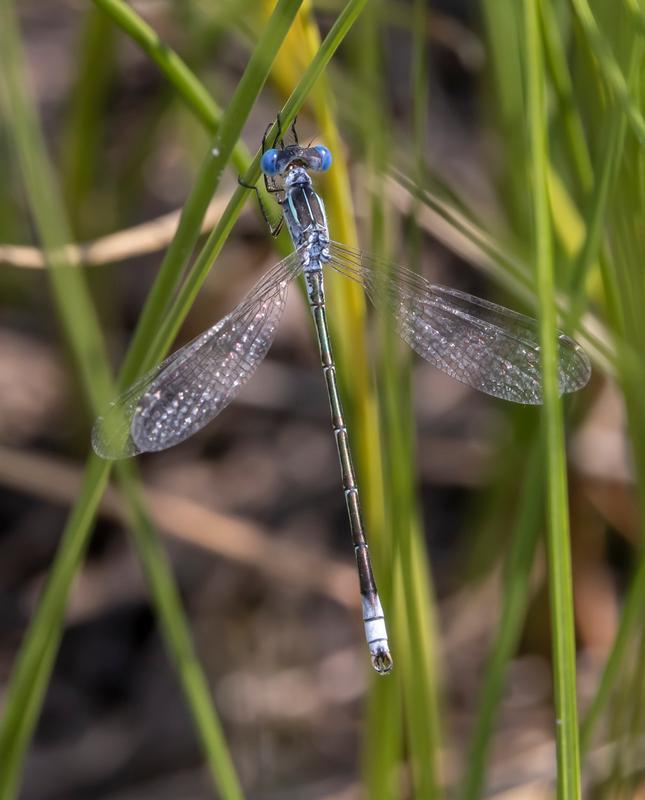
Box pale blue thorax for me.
[281,167,332,281]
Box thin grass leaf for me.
[350,9,405,799]
[524,2,581,796]
[361,39,409,800]
[397,0,444,792]
[362,655,403,799]
[358,5,442,796]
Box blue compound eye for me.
[314,145,332,171]
[261,148,280,175]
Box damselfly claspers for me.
[92,119,591,675]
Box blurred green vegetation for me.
[0,0,643,798]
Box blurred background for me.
[0,0,643,798]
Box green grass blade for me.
[524,2,581,796]
[257,8,403,794]
[354,6,442,796]
[91,0,275,236]
[403,0,443,792]
[363,671,402,799]
[358,21,415,787]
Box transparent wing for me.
[92,252,303,459]
[327,241,591,404]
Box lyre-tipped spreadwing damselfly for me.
[92,119,591,675]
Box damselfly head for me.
[260,144,332,177]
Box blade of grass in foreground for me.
[357,4,441,796]
[0,2,371,796]
[401,0,444,789]
[359,15,416,790]
[524,2,581,797]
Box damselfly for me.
[92,119,591,675]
